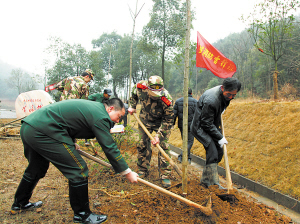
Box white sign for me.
[15,90,55,119]
[110,124,125,133]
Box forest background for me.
[1,0,300,106]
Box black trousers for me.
[123,115,128,127]
[179,127,195,158]
[20,123,89,183]
[204,140,223,165]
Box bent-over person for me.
[11,98,138,224]
[191,78,241,189]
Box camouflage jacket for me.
[129,80,174,138]
[56,76,89,101]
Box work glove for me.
[218,137,228,148]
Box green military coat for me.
[88,93,106,103]
[23,99,128,173]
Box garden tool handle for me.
[78,149,212,216]
[137,177,212,215]
[78,149,113,170]
[221,116,233,191]
[132,113,183,178]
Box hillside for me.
[169,100,300,200]
[2,100,300,202]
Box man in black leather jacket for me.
[191,78,241,188]
[173,88,198,164]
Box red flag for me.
[45,83,56,92]
[196,32,236,78]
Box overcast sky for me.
[0,0,261,75]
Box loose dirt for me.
[0,137,293,224]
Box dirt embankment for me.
[170,101,300,200]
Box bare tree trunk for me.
[162,36,166,81]
[273,71,279,100]
[108,44,112,86]
[182,0,191,194]
[128,0,144,123]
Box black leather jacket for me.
[173,94,198,130]
[190,85,229,147]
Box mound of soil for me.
[0,138,293,223]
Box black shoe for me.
[178,155,182,163]
[11,201,43,214]
[74,212,107,224]
[188,158,191,164]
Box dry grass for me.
[169,100,300,200]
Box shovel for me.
[132,113,183,178]
[217,116,238,203]
[77,149,212,216]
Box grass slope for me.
[169,101,300,200]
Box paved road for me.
[0,110,17,119]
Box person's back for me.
[55,69,94,101]
[88,88,112,103]
[174,90,197,130]
[173,88,197,163]
[88,93,104,102]
[23,99,110,145]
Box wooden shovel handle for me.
[221,116,233,191]
[132,113,183,177]
[78,149,212,216]
[78,149,113,170]
[137,177,212,216]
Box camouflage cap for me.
[85,69,94,80]
[148,75,164,86]
[148,76,164,99]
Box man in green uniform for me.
[88,88,112,104]
[55,69,94,101]
[86,88,113,145]
[11,98,138,224]
[128,76,174,188]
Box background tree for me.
[45,37,104,100]
[92,32,122,86]
[241,0,300,99]
[5,68,37,94]
[128,0,144,103]
[140,0,187,80]
[110,35,132,98]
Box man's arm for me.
[200,101,223,140]
[129,84,138,109]
[92,118,129,173]
[55,79,65,92]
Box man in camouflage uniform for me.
[128,75,174,188]
[55,69,94,101]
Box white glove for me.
[218,137,228,148]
